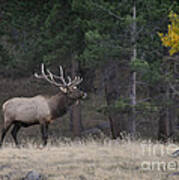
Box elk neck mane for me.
[46,91,74,119]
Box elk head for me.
[34,64,87,100]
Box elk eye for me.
[73,86,77,89]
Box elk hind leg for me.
[0,121,13,147]
[11,122,21,146]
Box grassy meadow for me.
[0,139,179,180]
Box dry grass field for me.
[0,139,179,180]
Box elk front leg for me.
[41,123,49,146]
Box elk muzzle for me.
[82,92,87,99]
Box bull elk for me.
[0,64,87,147]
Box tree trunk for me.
[70,102,82,136]
[104,61,128,139]
[128,0,137,136]
[158,86,173,142]
[104,83,122,139]
[70,56,83,136]
[158,107,169,142]
[168,103,176,139]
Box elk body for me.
[0,64,86,147]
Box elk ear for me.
[60,87,67,93]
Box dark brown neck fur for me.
[47,92,74,119]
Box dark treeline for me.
[0,0,179,141]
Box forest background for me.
[0,0,179,142]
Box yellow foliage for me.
[158,12,179,55]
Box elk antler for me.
[34,64,83,87]
[34,64,66,87]
[68,76,83,87]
